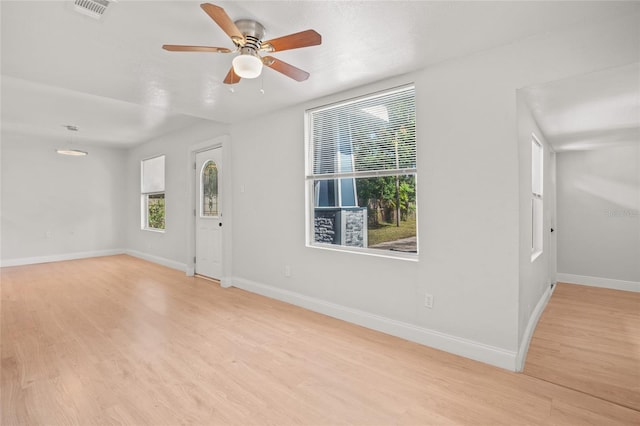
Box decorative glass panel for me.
[202,161,219,216]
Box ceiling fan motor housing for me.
[234,19,265,53]
[162,3,320,84]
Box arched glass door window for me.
[202,160,219,217]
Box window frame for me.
[531,134,543,260]
[141,155,166,232]
[304,84,418,261]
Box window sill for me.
[308,243,418,262]
[142,228,166,234]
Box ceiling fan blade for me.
[223,67,241,85]
[200,3,244,44]
[162,45,232,53]
[263,56,310,82]
[261,29,321,52]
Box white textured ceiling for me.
[523,64,640,152]
[1,1,638,147]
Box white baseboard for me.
[125,250,187,273]
[0,249,125,267]
[557,273,640,292]
[230,277,517,371]
[516,283,555,372]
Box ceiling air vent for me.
[73,0,112,20]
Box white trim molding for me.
[516,283,555,372]
[0,249,125,268]
[557,273,640,293]
[230,277,518,371]
[125,249,187,272]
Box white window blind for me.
[308,85,416,180]
[532,138,543,196]
[141,155,165,193]
[531,135,543,257]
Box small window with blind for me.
[141,155,166,231]
[305,85,418,258]
[531,135,543,259]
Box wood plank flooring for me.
[2,255,639,425]
[524,282,640,411]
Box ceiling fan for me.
[162,3,321,84]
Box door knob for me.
[219,222,223,227]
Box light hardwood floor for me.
[2,255,639,425]
[524,282,640,412]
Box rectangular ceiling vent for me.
[73,0,112,20]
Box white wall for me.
[124,121,229,270]
[0,119,230,271]
[557,145,640,286]
[1,131,126,265]
[228,11,639,370]
[231,71,520,366]
[516,97,556,368]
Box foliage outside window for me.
[141,155,166,231]
[147,193,165,229]
[305,85,418,257]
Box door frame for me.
[548,150,557,286]
[186,135,232,287]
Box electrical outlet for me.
[284,265,291,277]
[424,293,433,309]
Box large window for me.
[305,85,417,257]
[531,135,543,259]
[141,155,165,231]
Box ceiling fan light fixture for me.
[232,53,263,79]
[164,4,321,84]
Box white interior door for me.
[195,147,223,279]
